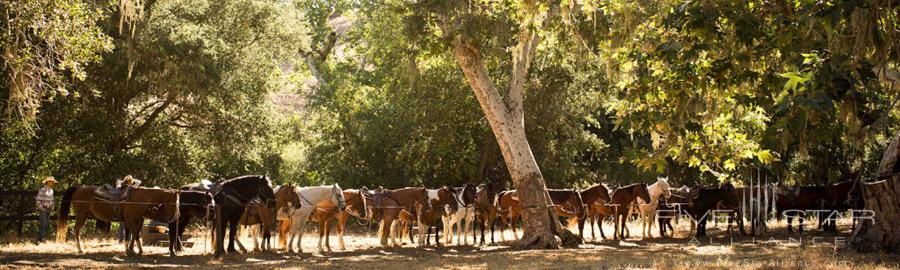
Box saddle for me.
[93,185,131,221]
[94,184,130,202]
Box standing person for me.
[35,176,57,243]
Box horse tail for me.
[56,186,77,242]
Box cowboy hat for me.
[42,176,58,185]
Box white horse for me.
[442,185,476,245]
[636,177,672,239]
[277,184,346,253]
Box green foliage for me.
[2,0,899,194]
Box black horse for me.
[167,187,214,256]
[212,175,276,259]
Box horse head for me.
[418,187,432,212]
[439,185,458,213]
[462,184,477,206]
[332,184,346,211]
[159,190,181,223]
[635,183,652,203]
[258,176,277,208]
[657,177,672,198]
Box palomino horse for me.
[370,187,431,247]
[609,183,651,240]
[578,183,612,241]
[473,183,499,245]
[442,184,477,245]
[311,188,370,251]
[396,186,457,246]
[57,186,180,256]
[496,190,521,241]
[235,199,275,252]
[168,188,214,256]
[634,177,672,239]
[212,175,276,259]
[276,184,346,253]
[548,189,587,239]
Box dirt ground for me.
[1,219,898,269]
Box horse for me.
[821,179,863,232]
[396,186,457,246]
[168,188,214,256]
[496,190,521,242]
[609,183,651,240]
[211,175,276,259]
[548,188,587,239]
[311,188,370,251]
[373,187,432,247]
[634,177,672,239]
[776,185,827,233]
[473,183,499,245]
[688,183,742,237]
[57,186,180,256]
[276,184,346,253]
[235,199,275,252]
[657,193,690,238]
[578,183,612,241]
[442,184,477,245]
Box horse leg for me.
[337,216,347,251]
[73,214,87,254]
[228,222,239,253]
[279,220,290,252]
[133,220,145,256]
[599,215,607,240]
[235,226,247,253]
[317,220,326,253]
[378,218,389,247]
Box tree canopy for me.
[1,0,898,190]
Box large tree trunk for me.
[448,6,576,249]
[848,131,900,252]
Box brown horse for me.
[578,184,612,241]
[235,200,274,252]
[311,188,371,251]
[609,183,651,240]
[275,185,301,250]
[57,186,180,256]
[496,190,521,241]
[396,186,457,246]
[473,183,499,245]
[371,187,431,247]
[548,189,587,239]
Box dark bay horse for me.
[609,183,651,240]
[57,186,180,256]
[212,175,276,259]
[578,184,612,241]
[689,183,742,237]
[777,185,827,233]
[168,188,213,256]
[473,183,499,245]
[821,179,863,232]
[548,189,587,239]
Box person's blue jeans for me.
[37,210,49,242]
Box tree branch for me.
[507,5,559,127]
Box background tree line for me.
[1,0,898,191]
